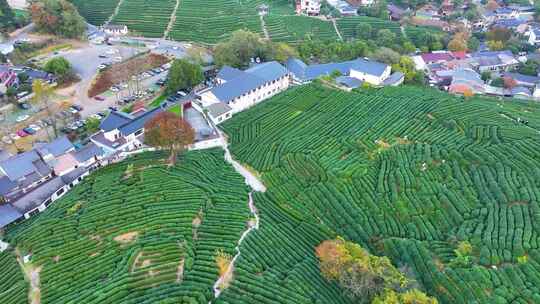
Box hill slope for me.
[221,83,540,303]
[5,149,251,304]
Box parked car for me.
[110,86,120,92]
[98,54,108,59]
[108,106,118,111]
[97,112,106,118]
[28,124,41,131]
[23,127,36,135]
[95,96,105,101]
[71,105,83,111]
[177,91,187,97]
[69,107,79,114]
[2,136,13,144]
[91,114,103,120]
[18,102,30,110]
[16,114,30,122]
[17,130,29,137]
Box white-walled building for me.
[528,28,540,45]
[197,61,290,124]
[101,24,129,36]
[90,107,164,155]
[296,0,321,16]
[286,57,394,86]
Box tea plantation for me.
[3,149,251,303]
[220,83,540,303]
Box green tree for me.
[467,36,480,52]
[392,56,423,85]
[85,117,101,134]
[316,238,408,301]
[0,0,16,33]
[378,29,397,48]
[270,42,298,63]
[214,30,272,68]
[30,0,85,38]
[32,80,57,139]
[481,71,491,81]
[44,57,73,83]
[166,59,204,95]
[372,288,438,304]
[355,23,373,40]
[518,60,540,76]
[373,47,401,65]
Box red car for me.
[17,130,29,137]
[94,96,105,101]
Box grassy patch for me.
[150,94,167,107]
[168,104,182,116]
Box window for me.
[56,188,65,196]
[134,129,143,136]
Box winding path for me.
[260,15,270,40]
[105,0,125,26]
[210,133,265,300]
[163,0,181,39]
[331,18,343,41]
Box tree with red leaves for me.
[144,112,195,165]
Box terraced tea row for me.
[69,0,121,25]
[0,252,27,304]
[221,84,540,303]
[6,149,250,304]
[112,0,177,37]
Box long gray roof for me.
[119,107,164,136]
[12,176,65,214]
[209,62,289,103]
[99,111,133,132]
[0,204,22,228]
[34,136,74,157]
[286,57,388,82]
[0,150,42,180]
[217,66,244,82]
[71,143,104,163]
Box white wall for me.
[227,75,290,113]
[350,66,391,85]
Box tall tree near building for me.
[0,0,16,34]
[448,32,468,51]
[32,80,57,140]
[30,0,86,38]
[144,112,195,165]
[166,59,204,95]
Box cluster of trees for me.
[30,0,86,39]
[214,30,297,68]
[316,238,438,303]
[166,59,204,94]
[44,56,76,84]
[0,0,16,34]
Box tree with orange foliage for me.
[485,0,499,11]
[316,238,408,301]
[503,76,517,89]
[462,88,474,98]
[144,111,195,165]
[448,32,469,52]
[316,238,438,303]
[30,0,85,38]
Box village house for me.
[344,0,374,8]
[387,4,407,21]
[472,50,519,73]
[296,0,321,16]
[286,57,400,86]
[197,61,290,125]
[101,24,129,36]
[90,106,164,154]
[0,137,105,228]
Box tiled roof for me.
[0,204,22,228]
[99,111,134,132]
[207,102,233,118]
[216,66,244,82]
[0,150,42,180]
[71,143,104,163]
[34,136,74,157]
[0,176,17,196]
[336,76,362,88]
[119,106,164,136]
[286,57,388,82]
[209,61,289,103]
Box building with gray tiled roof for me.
[286,57,392,86]
[197,61,290,124]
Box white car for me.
[29,124,41,131]
[90,114,102,120]
[2,136,13,144]
[110,86,120,92]
[9,133,20,141]
[16,115,30,122]
[113,56,122,62]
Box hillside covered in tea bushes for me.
[3,149,251,304]
[220,83,540,303]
